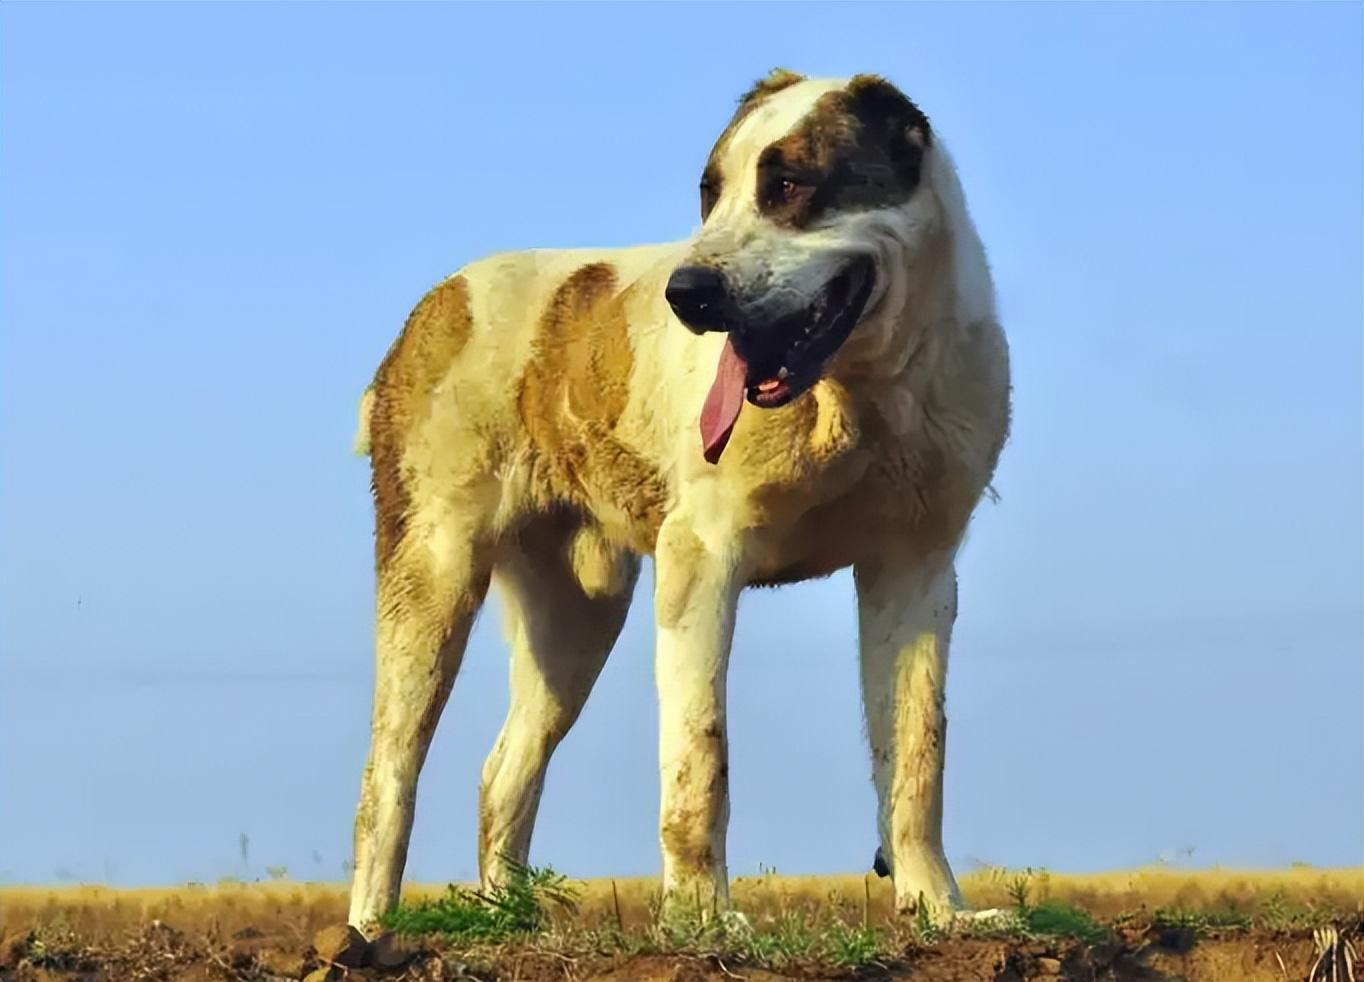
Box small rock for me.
[312,923,368,968]
[258,946,308,977]
[1035,956,1062,975]
[368,931,418,970]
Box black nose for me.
[665,265,731,333]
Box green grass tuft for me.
[1152,907,1253,934]
[995,868,1107,944]
[824,922,884,967]
[379,859,578,941]
[741,912,820,967]
[913,894,943,944]
[641,897,888,969]
[1020,901,1108,944]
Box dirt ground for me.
[2,869,1359,981]
[0,929,1349,982]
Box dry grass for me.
[2,866,1359,939]
[956,865,1364,921]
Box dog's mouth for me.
[700,256,875,464]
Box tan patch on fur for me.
[518,264,668,551]
[808,378,860,460]
[519,263,625,457]
[725,382,861,519]
[368,276,474,567]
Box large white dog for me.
[347,68,1010,929]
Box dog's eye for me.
[771,176,811,205]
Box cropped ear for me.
[737,67,807,109]
[847,74,932,149]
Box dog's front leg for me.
[653,515,742,915]
[854,552,963,918]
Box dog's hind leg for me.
[478,520,638,888]
[348,500,494,930]
[854,553,963,919]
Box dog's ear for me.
[847,74,931,150]
[737,68,806,110]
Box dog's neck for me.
[830,141,998,440]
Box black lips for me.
[729,255,876,408]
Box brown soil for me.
[0,921,1354,982]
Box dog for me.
[346,68,1010,930]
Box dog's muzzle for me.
[667,256,876,402]
[672,255,876,464]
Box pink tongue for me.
[699,337,747,464]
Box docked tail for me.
[353,385,375,457]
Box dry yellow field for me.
[3,866,1358,937]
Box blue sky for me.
[1,3,1360,887]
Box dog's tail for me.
[352,385,375,457]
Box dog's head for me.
[669,70,948,463]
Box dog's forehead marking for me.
[718,78,845,204]
[702,74,932,236]
[729,78,845,151]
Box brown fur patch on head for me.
[518,264,667,549]
[755,74,931,229]
[699,68,808,221]
[368,276,474,567]
[845,74,931,148]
